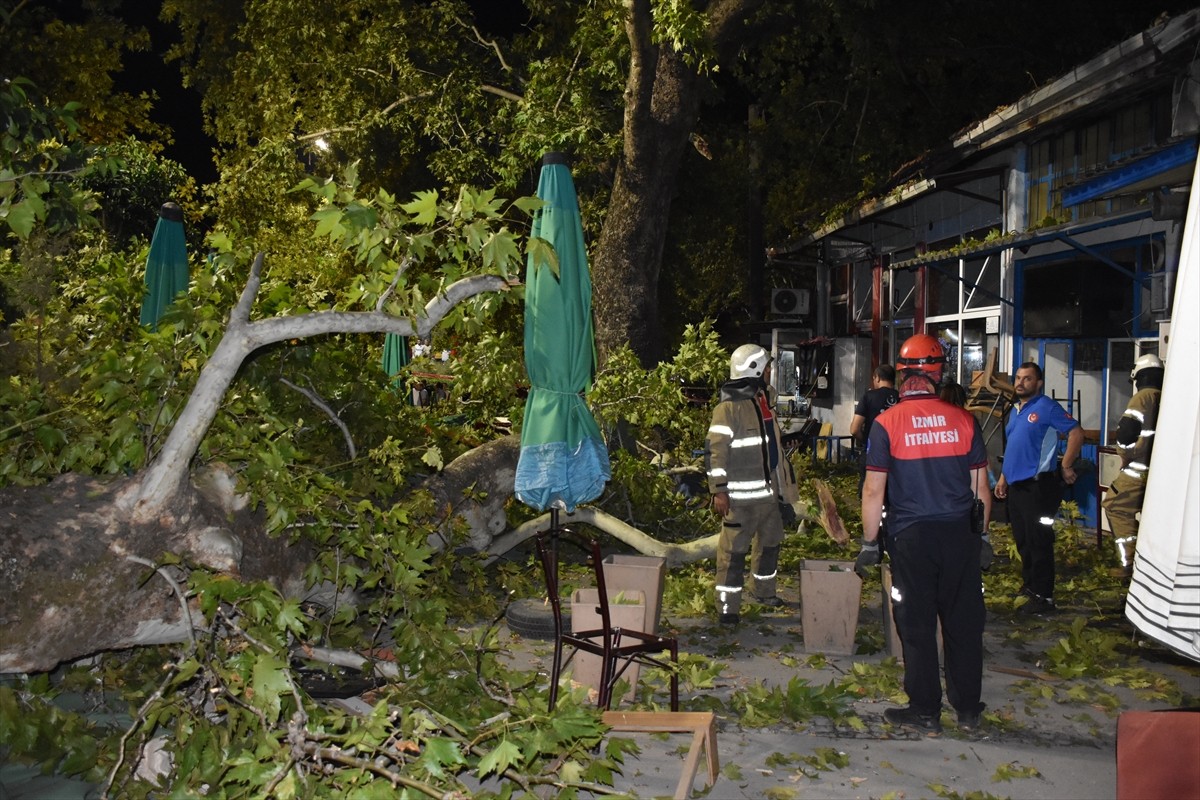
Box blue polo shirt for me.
[1002,394,1079,483]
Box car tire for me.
[505,598,567,640]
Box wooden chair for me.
[535,530,679,711]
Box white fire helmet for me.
[1130,353,1163,383]
[730,344,770,379]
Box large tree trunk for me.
[0,469,310,673]
[592,0,764,367]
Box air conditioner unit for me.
[771,287,810,317]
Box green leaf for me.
[250,653,291,724]
[312,205,345,239]
[421,445,444,470]
[276,599,308,638]
[402,190,440,225]
[5,200,37,239]
[476,738,522,778]
[482,230,522,273]
[525,236,559,278]
[418,737,465,778]
[511,196,545,217]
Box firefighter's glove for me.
[980,535,994,572]
[779,501,797,528]
[854,539,881,578]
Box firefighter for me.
[856,334,991,733]
[1103,353,1164,574]
[706,344,800,624]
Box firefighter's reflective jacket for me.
[705,378,799,507]
[1116,386,1161,480]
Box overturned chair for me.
[535,529,679,711]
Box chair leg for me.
[548,636,564,711]
[598,652,616,710]
[598,636,618,709]
[670,642,680,712]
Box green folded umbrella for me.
[382,333,409,386]
[514,152,610,512]
[139,202,189,330]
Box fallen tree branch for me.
[485,506,717,567]
[280,378,356,460]
[295,645,402,680]
[812,478,850,545]
[126,249,508,522]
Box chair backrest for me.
[534,530,614,637]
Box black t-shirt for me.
[855,386,899,442]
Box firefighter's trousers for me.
[715,501,784,617]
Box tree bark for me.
[592,0,765,367]
[424,433,521,554]
[0,470,310,673]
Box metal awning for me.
[1062,139,1198,207]
[889,208,1154,273]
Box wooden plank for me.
[601,710,718,800]
[601,711,713,730]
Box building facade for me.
[766,10,1200,525]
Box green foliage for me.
[728,675,858,729]
[591,319,726,439]
[0,0,162,146]
[927,786,1009,800]
[1,563,629,798]
[834,659,905,704]
[82,139,199,247]
[991,761,1043,782]
[0,678,116,784]
[0,78,108,240]
[1044,617,1123,679]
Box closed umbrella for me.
[514,152,610,514]
[1125,156,1200,663]
[139,202,189,330]
[382,333,409,387]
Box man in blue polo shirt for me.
[993,362,1083,615]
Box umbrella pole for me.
[548,507,561,588]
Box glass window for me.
[892,267,916,316]
[776,349,798,397]
[1073,344,1105,433]
[927,263,959,317]
[934,323,960,385]
[853,260,874,325]
[1107,341,1134,443]
[1029,139,1051,224]
[961,318,988,385]
[890,324,912,366]
[964,255,1002,310]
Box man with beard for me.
[993,362,1083,615]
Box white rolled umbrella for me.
[1125,156,1200,664]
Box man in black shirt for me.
[851,365,899,456]
[851,364,900,540]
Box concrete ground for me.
[499,587,1200,800]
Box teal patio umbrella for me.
[139,202,189,329]
[514,152,610,513]
[382,333,409,386]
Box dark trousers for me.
[1007,471,1061,599]
[890,516,985,716]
